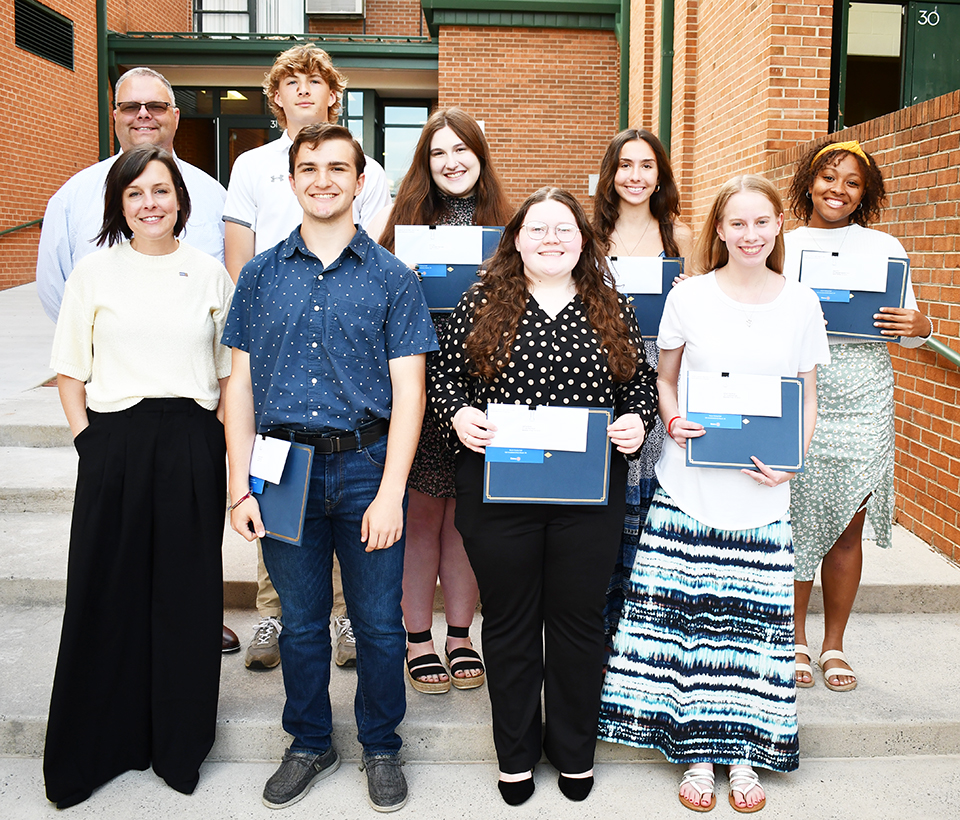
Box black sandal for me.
[405,629,450,694]
[445,625,485,690]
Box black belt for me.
[264,418,388,454]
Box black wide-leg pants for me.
[454,449,626,774]
[43,399,226,808]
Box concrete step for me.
[3,754,960,820]
[4,607,960,765]
[0,386,69,448]
[0,513,258,608]
[0,446,76,514]
[3,508,958,614]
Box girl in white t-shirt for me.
[599,175,830,814]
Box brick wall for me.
[308,1,426,37]
[627,0,656,129]
[657,0,832,226]
[438,25,620,213]
[107,0,191,32]
[767,92,960,562]
[0,0,98,290]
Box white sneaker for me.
[334,615,357,668]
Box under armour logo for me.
[270,174,286,183]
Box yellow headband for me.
[812,140,870,168]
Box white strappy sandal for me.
[818,649,858,691]
[795,643,815,688]
[728,766,765,813]
[678,767,716,812]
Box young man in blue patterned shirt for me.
[222,124,437,812]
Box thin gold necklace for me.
[613,219,653,256]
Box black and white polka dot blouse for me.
[427,288,658,453]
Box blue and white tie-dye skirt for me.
[598,489,799,772]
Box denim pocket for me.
[360,434,388,469]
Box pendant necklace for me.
[614,219,652,257]
[728,273,770,328]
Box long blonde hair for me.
[693,174,785,274]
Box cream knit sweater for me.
[51,241,233,412]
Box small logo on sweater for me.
[270,174,286,183]
[179,271,189,277]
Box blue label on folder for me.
[813,288,851,303]
[485,447,545,464]
[686,412,742,429]
[249,475,266,494]
[418,264,448,278]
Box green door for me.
[903,2,960,105]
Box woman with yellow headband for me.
[784,140,931,692]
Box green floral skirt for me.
[791,342,894,581]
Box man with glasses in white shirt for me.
[37,67,227,324]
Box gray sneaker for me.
[246,617,282,670]
[334,615,357,668]
[262,746,340,809]
[361,752,407,812]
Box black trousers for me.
[455,450,627,774]
[43,399,226,808]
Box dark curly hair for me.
[788,142,886,226]
[464,187,639,383]
[592,129,682,257]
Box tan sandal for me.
[795,643,815,688]
[678,767,715,812]
[818,649,858,692]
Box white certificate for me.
[486,404,590,452]
[608,256,664,294]
[687,372,783,418]
[800,251,889,293]
[250,435,291,484]
[394,225,485,266]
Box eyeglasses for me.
[115,101,174,115]
[521,222,580,242]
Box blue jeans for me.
[260,435,406,755]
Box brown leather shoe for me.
[222,624,241,653]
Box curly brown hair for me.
[379,108,512,252]
[465,187,639,383]
[592,129,683,256]
[263,44,345,130]
[788,142,886,226]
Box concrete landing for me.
[2,755,959,820]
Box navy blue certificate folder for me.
[611,257,684,339]
[799,251,909,340]
[686,378,805,472]
[483,407,613,504]
[253,442,313,545]
[416,226,504,312]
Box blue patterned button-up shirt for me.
[222,226,437,432]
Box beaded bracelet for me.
[228,491,253,512]
[666,415,682,437]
